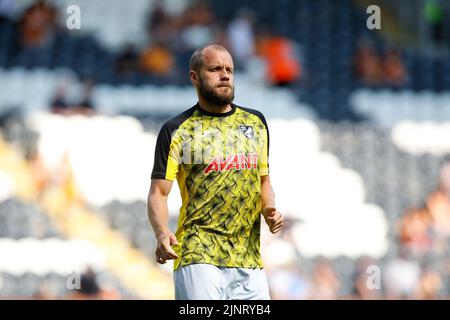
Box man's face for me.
[194,48,235,107]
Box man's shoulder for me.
[235,104,268,126]
[160,105,197,132]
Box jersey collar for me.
[195,102,236,117]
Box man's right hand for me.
[155,231,179,264]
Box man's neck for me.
[198,98,232,114]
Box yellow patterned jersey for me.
[151,103,270,271]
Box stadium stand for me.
[1,0,450,299]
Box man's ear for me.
[190,70,198,86]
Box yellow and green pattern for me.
[152,103,269,271]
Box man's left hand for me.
[262,207,284,234]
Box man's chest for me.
[178,117,265,166]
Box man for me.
[147,44,283,300]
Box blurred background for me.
[0,0,450,300]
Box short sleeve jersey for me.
[151,103,269,271]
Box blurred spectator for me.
[72,79,96,115]
[50,84,69,114]
[32,283,54,300]
[257,31,301,87]
[48,152,84,207]
[398,207,433,257]
[147,0,170,44]
[309,257,340,299]
[354,40,408,88]
[353,39,383,86]
[179,1,214,50]
[50,80,95,116]
[19,0,57,48]
[383,248,421,299]
[115,44,139,76]
[382,49,407,88]
[139,42,175,77]
[30,150,50,198]
[400,159,450,258]
[227,9,256,70]
[66,268,120,300]
[414,267,442,299]
[183,0,213,27]
[79,269,101,296]
[426,159,450,244]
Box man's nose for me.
[219,70,230,81]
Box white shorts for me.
[174,263,271,300]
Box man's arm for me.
[261,175,284,234]
[147,178,179,264]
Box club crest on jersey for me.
[239,125,254,139]
[203,153,258,174]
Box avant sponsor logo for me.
[203,153,258,174]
